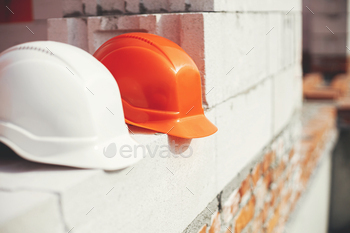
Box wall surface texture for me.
[0,0,337,233]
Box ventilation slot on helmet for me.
[16,46,53,56]
[118,34,155,46]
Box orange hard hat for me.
[94,33,217,138]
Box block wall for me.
[44,1,314,232]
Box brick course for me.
[197,105,336,233]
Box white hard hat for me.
[0,41,144,170]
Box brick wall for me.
[191,105,336,233]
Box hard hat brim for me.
[126,114,218,139]
[0,135,144,171]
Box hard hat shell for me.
[0,41,144,170]
[94,33,218,138]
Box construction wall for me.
[0,1,338,233]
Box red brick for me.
[270,188,278,208]
[273,160,285,181]
[288,148,295,160]
[251,163,262,186]
[300,141,316,158]
[280,191,292,217]
[224,226,232,233]
[304,88,339,100]
[266,206,280,233]
[262,202,270,223]
[239,175,251,197]
[223,190,240,223]
[209,212,221,233]
[263,152,275,174]
[255,182,268,209]
[234,196,256,233]
[197,224,207,233]
[252,211,264,233]
[263,169,273,189]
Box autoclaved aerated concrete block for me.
[60,0,301,15]
[60,132,218,233]
[273,66,302,135]
[215,78,273,191]
[0,190,63,233]
[62,0,83,16]
[48,12,301,110]
[48,18,88,51]
[48,12,301,112]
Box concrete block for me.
[0,157,100,191]
[80,0,128,15]
[215,78,273,191]
[187,0,214,11]
[268,13,283,75]
[168,0,186,12]
[0,190,63,233]
[48,12,301,108]
[281,13,295,69]
[273,66,301,135]
[294,13,302,65]
[179,14,206,101]
[47,18,70,44]
[99,0,125,14]
[48,18,88,52]
[212,0,301,12]
[62,0,83,17]
[60,0,301,15]
[204,12,269,108]
[82,0,97,15]
[0,20,47,53]
[86,15,157,53]
[156,14,182,45]
[0,125,217,233]
[61,134,217,233]
[142,0,168,13]
[125,0,139,13]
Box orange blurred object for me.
[331,74,349,97]
[94,33,218,138]
[303,73,350,100]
